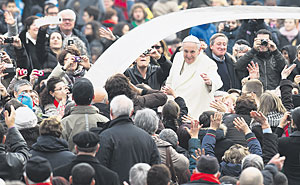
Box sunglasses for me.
[151,45,162,49]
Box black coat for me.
[205,48,241,91]
[124,55,172,90]
[0,127,31,180]
[54,155,120,185]
[96,115,161,182]
[235,48,286,90]
[278,131,300,185]
[31,135,76,169]
[278,32,300,50]
[223,114,252,147]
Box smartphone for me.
[68,39,74,45]
[35,16,63,27]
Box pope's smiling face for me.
[183,42,200,64]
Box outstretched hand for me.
[247,61,260,79]
[191,148,205,161]
[210,112,222,130]
[99,27,116,41]
[281,64,296,80]
[233,117,251,135]
[184,120,203,138]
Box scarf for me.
[279,27,299,43]
[190,172,220,184]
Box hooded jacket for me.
[31,135,76,169]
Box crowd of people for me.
[0,0,300,185]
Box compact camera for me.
[143,49,152,55]
[224,24,231,32]
[73,56,81,63]
[4,37,14,43]
[32,69,44,77]
[261,39,268,46]
[68,39,74,45]
[18,69,28,76]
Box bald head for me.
[93,87,108,104]
[238,167,263,185]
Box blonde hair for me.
[222,144,250,164]
[258,91,286,115]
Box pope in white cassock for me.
[166,35,223,118]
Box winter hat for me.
[72,78,94,105]
[15,107,38,130]
[196,155,219,174]
[25,156,52,183]
[17,92,33,110]
[73,131,100,148]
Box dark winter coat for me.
[96,115,161,182]
[278,131,300,185]
[235,48,286,90]
[205,48,241,91]
[31,135,76,169]
[222,27,240,54]
[124,55,172,90]
[54,155,120,185]
[0,127,31,180]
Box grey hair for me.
[159,129,178,147]
[134,108,159,135]
[110,95,134,117]
[241,154,264,171]
[58,9,76,21]
[63,36,89,57]
[13,79,32,93]
[129,163,151,185]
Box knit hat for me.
[73,131,100,148]
[17,92,33,110]
[197,155,219,174]
[72,78,94,105]
[15,107,38,130]
[25,156,52,183]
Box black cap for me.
[25,156,52,183]
[72,78,94,105]
[73,131,100,148]
[197,155,219,174]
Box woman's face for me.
[284,19,296,31]
[50,81,69,101]
[152,42,164,54]
[64,53,78,71]
[50,32,63,50]
[281,49,289,61]
[28,20,39,38]
[122,25,130,35]
[84,24,93,36]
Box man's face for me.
[15,85,32,97]
[256,34,270,52]
[82,11,93,24]
[46,6,59,16]
[104,0,114,9]
[6,2,16,13]
[183,42,200,64]
[133,8,144,22]
[136,54,150,68]
[59,12,75,33]
[210,36,227,58]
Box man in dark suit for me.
[205,33,241,91]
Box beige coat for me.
[166,51,223,118]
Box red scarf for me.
[54,99,59,108]
[190,172,220,184]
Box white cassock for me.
[166,51,223,118]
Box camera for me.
[32,69,44,77]
[4,37,14,43]
[224,24,231,32]
[238,46,246,51]
[18,69,28,76]
[3,64,16,77]
[261,39,268,46]
[73,56,81,63]
[68,39,74,45]
[143,49,152,56]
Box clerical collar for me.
[212,53,225,62]
[26,32,36,45]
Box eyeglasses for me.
[62,18,74,22]
[151,45,162,49]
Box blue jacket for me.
[190,24,217,45]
